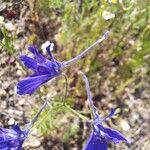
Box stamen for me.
[41,41,55,61]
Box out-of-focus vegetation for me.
[1,0,149,148]
[0,27,16,54]
[30,0,150,145]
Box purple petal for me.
[102,109,115,122]
[0,126,18,137]
[0,125,26,150]
[28,46,46,63]
[46,45,54,60]
[37,64,58,74]
[17,74,53,95]
[0,144,8,150]
[37,65,51,74]
[12,124,25,135]
[20,55,37,71]
[98,124,130,144]
[37,61,61,74]
[83,132,108,150]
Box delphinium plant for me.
[0,31,131,150]
[0,97,50,149]
[16,31,109,95]
[80,72,130,150]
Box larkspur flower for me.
[0,97,50,150]
[17,31,109,95]
[17,42,62,95]
[0,124,28,150]
[83,110,130,150]
[80,72,130,150]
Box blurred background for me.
[0,0,149,149]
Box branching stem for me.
[65,104,90,122]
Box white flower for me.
[102,10,115,20]
[119,0,123,3]
[0,16,4,25]
[108,0,117,4]
[5,22,16,31]
[41,41,54,54]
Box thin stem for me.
[25,98,51,130]
[65,104,90,122]
[61,73,68,105]
[120,1,133,11]
[33,104,63,129]
[79,71,98,119]
[62,31,109,68]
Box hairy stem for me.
[62,31,109,68]
[25,98,51,130]
[65,104,90,122]
[79,71,98,119]
[61,73,68,105]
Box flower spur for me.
[17,31,109,95]
[80,72,130,150]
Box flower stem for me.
[62,31,109,68]
[25,98,51,130]
[61,73,68,105]
[79,71,98,119]
[65,104,90,122]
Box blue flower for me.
[0,124,28,150]
[80,72,131,150]
[83,132,107,150]
[83,110,131,150]
[0,96,51,150]
[17,42,62,95]
[17,32,109,95]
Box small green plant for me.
[31,99,82,139]
[0,27,16,55]
[32,0,150,143]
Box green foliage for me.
[62,123,79,142]
[32,98,81,140]
[34,0,150,142]
[128,25,150,69]
[48,0,64,8]
[58,1,107,59]
[0,27,16,55]
[32,101,67,136]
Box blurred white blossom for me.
[5,22,16,31]
[119,0,135,3]
[102,10,115,20]
[0,16,4,25]
[108,0,117,4]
